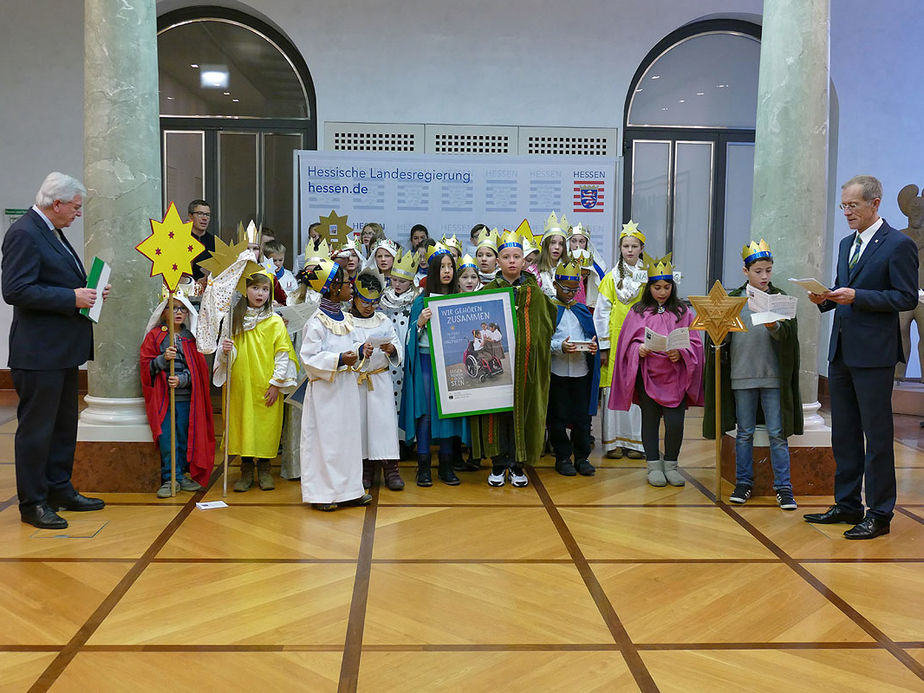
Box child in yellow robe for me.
[215,270,298,491]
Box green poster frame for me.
[424,287,517,418]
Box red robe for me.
[140,327,216,486]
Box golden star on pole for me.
[688,280,748,344]
[136,202,205,291]
[318,210,352,248]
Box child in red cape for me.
[140,293,215,497]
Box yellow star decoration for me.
[688,280,748,344]
[622,220,640,235]
[319,210,352,248]
[197,233,251,279]
[136,202,205,292]
[514,218,540,247]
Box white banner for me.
[295,151,618,264]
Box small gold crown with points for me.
[425,242,453,265]
[742,239,772,264]
[644,252,675,281]
[476,227,500,253]
[554,257,582,282]
[498,229,523,252]
[441,234,463,254]
[543,211,569,240]
[457,253,478,272]
[390,249,418,281]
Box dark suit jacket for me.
[819,219,918,367]
[2,208,93,369]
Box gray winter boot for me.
[646,458,667,487]
[663,459,685,487]
[234,459,255,492]
[257,459,275,490]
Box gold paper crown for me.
[543,211,569,240]
[304,238,331,267]
[303,258,340,294]
[476,227,500,253]
[355,269,384,303]
[239,266,275,299]
[569,222,589,239]
[498,229,523,251]
[457,253,478,272]
[554,257,583,282]
[425,242,453,265]
[333,238,359,258]
[644,252,675,281]
[522,233,539,256]
[619,220,646,245]
[441,234,463,254]
[571,248,594,269]
[390,250,418,281]
[742,238,772,264]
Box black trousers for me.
[11,367,79,512]
[490,411,516,469]
[547,373,593,463]
[637,374,686,462]
[829,356,896,520]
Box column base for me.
[720,434,835,497]
[72,440,161,493]
[73,395,159,492]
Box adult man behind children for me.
[804,175,918,539]
[188,199,215,287]
[1,172,110,529]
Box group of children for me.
[139,214,803,511]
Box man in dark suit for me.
[1,172,109,529]
[805,175,919,539]
[187,199,215,288]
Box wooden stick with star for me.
[688,281,748,502]
[136,202,205,497]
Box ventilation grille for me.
[520,127,615,156]
[324,123,616,156]
[324,123,424,152]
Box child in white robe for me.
[299,260,371,511]
[351,269,404,491]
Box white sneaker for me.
[487,468,506,487]
[510,466,528,487]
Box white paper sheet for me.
[788,277,829,294]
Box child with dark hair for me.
[400,244,468,486]
[608,255,703,487]
[415,238,436,287]
[215,269,298,492]
[409,223,430,250]
[704,240,802,509]
[351,269,405,491]
[299,260,372,510]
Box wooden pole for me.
[168,292,177,497]
[222,349,230,498]
[714,341,723,502]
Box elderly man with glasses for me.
[1,172,110,529]
[804,175,919,539]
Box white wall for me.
[1,0,921,378]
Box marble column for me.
[749,0,831,446]
[77,0,161,464]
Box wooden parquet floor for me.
[1,409,923,692]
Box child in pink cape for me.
[608,253,703,487]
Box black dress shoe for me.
[21,504,68,530]
[48,492,105,512]
[844,516,891,540]
[803,505,864,525]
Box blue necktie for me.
[848,234,862,271]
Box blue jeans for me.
[733,387,791,490]
[416,352,452,458]
[158,400,189,483]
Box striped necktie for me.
[847,234,862,271]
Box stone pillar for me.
[75,0,162,490]
[749,0,832,447]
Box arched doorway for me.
[623,20,761,295]
[157,7,317,267]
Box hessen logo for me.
[573,180,604,213]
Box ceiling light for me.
[166,96,174,100]
[651,75,661,79]
[190,63,198,68]
[678,99,685,103]
[232,98,240,103]
[696,92,705,96]
[200,65,229,89]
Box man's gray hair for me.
[34,172,87,208]
[842,175,882,202]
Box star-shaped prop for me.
[514,218,538,247]
[319,210,352,248]
[621,220,640,236]
[198,233,253,280]
[136,202,205,291]
[688,281,748,344]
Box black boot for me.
[416,455,433,487]
[438,453,461,485]
[362,459,373,490]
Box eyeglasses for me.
[838,201,869,211]
[172,306,189,313]
[192,211,211,218]
[556,284,580,295]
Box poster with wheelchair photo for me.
[425,287,516,418]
